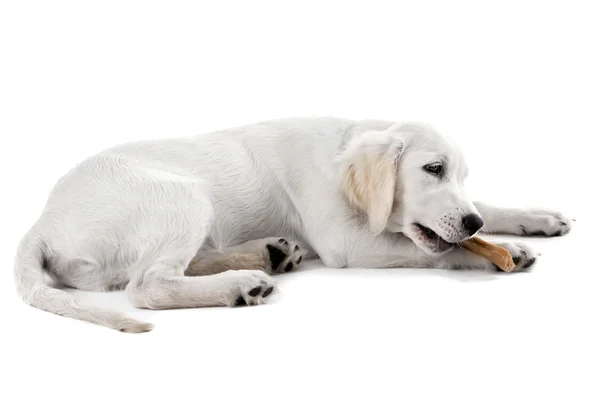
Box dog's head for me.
[338,122,483,254]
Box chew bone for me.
[462,236,516,272]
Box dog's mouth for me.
[413,223,454,253]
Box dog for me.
[14,117,571,332]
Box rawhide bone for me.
[462,236,516,272]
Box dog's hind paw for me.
[265,238,305,273]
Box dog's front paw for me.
[518,209,572,237]
[265,238,304,273]
[493,241,538,272]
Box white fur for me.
[14,117,571,332]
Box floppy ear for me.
[339,131,404,235]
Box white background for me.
[1,1,598,399]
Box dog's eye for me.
[423,163,443,176]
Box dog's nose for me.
[462,213,484,235]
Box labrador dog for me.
[14,117,571,332]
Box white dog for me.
[14,117,571,332]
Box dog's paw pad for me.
[522,257,536,269]
[266,244,287,271]
[262,287,274,297]
[248,286,262,297]
[265,238,305,274]
[235,295,247,306]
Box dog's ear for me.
[339,131,404,235]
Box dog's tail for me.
[14,226,153,333]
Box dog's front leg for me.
[474,202,572,237]
[440,241,538,271]
[342,232,538,272]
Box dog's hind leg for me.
[185,237,306,277]
[125,207,278,308]
[127,257,277,309]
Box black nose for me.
[462,213,484,235]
